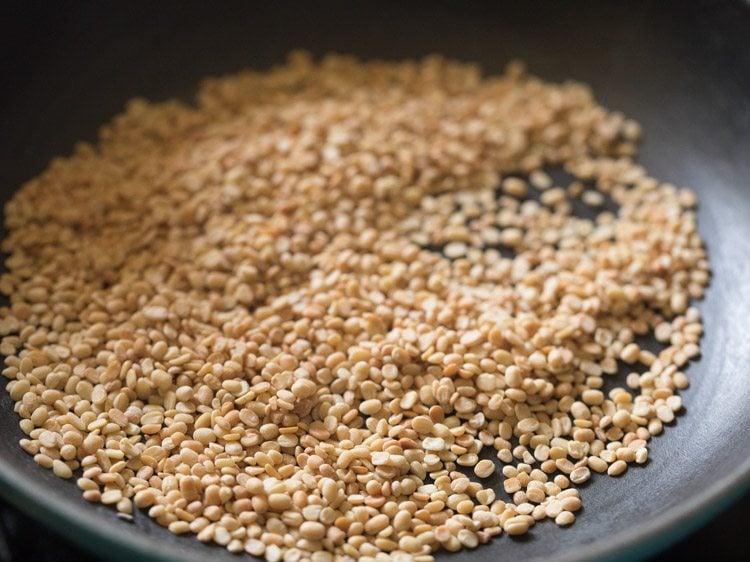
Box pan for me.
[1,1,749,561]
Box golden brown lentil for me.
[0,52,708,560]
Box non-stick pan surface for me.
[1,1,749,561]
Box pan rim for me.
[0,431,747,562]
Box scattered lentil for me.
[474,460,496,479]
[607,461,629,477]
[0,52,708,561]
[555,511,576,527]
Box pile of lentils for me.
[0,52,709,562]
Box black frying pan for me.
[1,1,749,561]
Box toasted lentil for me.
[0,52,708,560]
[555,511,576,526]
[569,467,591,486]
[607,461,629,477]
[474,460,496,479]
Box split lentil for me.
[0,52,708,561]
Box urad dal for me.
[0,53,709,561]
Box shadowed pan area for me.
[0,1,749,561]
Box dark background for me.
[1,1,749,561]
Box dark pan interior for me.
[1,2,749,561]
